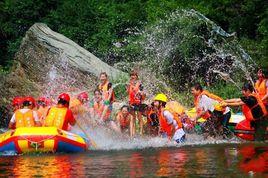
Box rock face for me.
[0,23,126,127]
[14,23,126,96]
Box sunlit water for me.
[0,143,267,177]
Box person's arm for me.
[67,109,76,126]
[8,114,16,129]
[223,98,244,106]
[116,113,122,132]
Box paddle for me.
[75,119,98,149]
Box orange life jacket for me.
[117,111,131,128]
[99,81,115,103]
[194,90,224,119]
[14,109,35,128]
[255,79,267,104]
[37,106,49,122]
[242,93,267,121]
[128,81,145,105]
[92,100,111,121]
[44,106,67,129]
[158,108,182,137]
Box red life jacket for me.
[128,81,145,105]
[117,111,131,129]
[242,93,267,121]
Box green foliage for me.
[0,0,267,70]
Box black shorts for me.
[130,103,147,112]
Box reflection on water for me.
[0,144,267,177]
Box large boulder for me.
[14,23,126,97]
[0,23,126,127]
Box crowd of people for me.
[8,68,268,142]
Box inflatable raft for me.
[0,127,88,154]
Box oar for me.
[76,121,98,149]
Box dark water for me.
[0,143,267,177]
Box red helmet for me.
[77,92,89,100]
[24,96,36,107]
[12,97,23,107]
[58,93,70,102]
[38,97,46,103]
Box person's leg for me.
[137,111,143,135]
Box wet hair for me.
[242,83,254,92]
[130,70,138,77]
[100,72,108,77]
[58,98,69,106]
[23,101,31,107]
[258,68,268,78]
[120,105,130,112]
[94,89,102,95]
[192,83,203,91]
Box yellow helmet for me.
[154,93,168,103]
[214,103,225,111]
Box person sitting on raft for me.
[44,93,76,131]
[116,105,134,137]
[190,83,231,137]
[145,102,159,136]
[255,68,268,109]
[69,91,89,116]
[9,97,41,129]
[223,83,267,141]
[154,93,186,143]
[36,97,51,124]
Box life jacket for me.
[99,81,115,103]
[194,90,224,120]
[158,108,182,137]
[165,101,184,128]
[242,93,267,121]
[44,106,67,129]
[255,79,267,104]
[147,108,159,127]
[92,100,111,121]
[37,106,49,123]
[128,81,145,105]
[117,111,131,129]
[14,109,35,128]
[69,98,86,116]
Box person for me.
[9,96,41,129]
[36,97,50,124]
[44,93,76,131]
[69,91,89,116]
[254,68,268,108]
[145,102,159,136]
[127,71,146,135]
[89,89,118,132]
[154,93,185,143]
[223,83,267,141]
[116,105,134,137]
[98,72,115,120]
[191,83,231,137]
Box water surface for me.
[0,143,267,177]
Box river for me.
[0,143,267,177]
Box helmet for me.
[24,96,36,107]
[154,93,168,103]
[58,93,70,102]
[214,103,225,112]
[37,97,46,103]
[77,92,89,100]
[12,97,23,106]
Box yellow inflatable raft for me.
[0,127,88,154]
